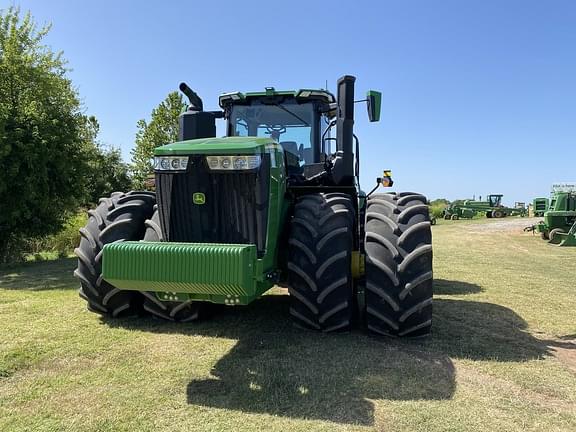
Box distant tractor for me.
[534,191,576,246]
[443,194,526,220]
[532,197,549,217]
[74,75,434,337]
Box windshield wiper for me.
[271,103,310,126]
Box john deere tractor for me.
[75,75,433,337]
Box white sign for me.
[551,183,576,192]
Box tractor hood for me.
[154,136,278,156]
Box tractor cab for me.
[219,89,334,174]
[488,194,503,207]
[176,77,382,189]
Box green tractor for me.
[533,191,576,246]
[75,75,433,337]
[443,194,525,220]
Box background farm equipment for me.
[442,194,526,220]
[532,197,549,217]
[533,189,576,246]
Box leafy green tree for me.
[81,116,132,204]
[430,198,450,206]
[131,92,184,189]
[0,8,89,261]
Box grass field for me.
[1,219,575,431]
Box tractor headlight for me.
[221,157,231,169]
[154,156,189,171]
[205,155,261,171]
[233,157,247,170]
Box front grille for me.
[156,155,270,257]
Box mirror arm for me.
[321,119,337,157]
[367,178,382,197]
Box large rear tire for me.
[364,192,433,337]
[74,191,156,317]
[140,209,208,322]
[287,193,355,332]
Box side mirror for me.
[366,90,382,122]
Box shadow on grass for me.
[103,281,550,426]
[433,278,483,295]
[0,257,77,291]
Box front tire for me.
[287,193,355,332]
[74,192,156,317]
[364,192,433,337]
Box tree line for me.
[0,8,181,261]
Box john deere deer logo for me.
[193,192,205,205]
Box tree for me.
[0,8,90,260]
[131,92,184,189]
[81,115,132,205]
[429,198,450,206]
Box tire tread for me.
[365,192,433,337]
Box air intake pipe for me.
[334,75,356,185]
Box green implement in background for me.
[442,194,526,220]
[534,191,576,246]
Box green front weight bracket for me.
[102,242,272,304]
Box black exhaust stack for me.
[333,75,356,185]
[179,83,204,111]
[178,82,217,141]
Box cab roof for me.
[219,87,335,108]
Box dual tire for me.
[287,191,433,337]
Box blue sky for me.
[7,0,576,203]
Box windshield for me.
[230,102,317,165]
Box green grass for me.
[1,221,575,431]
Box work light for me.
[205,155,261,171]
[154,156,189,171]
